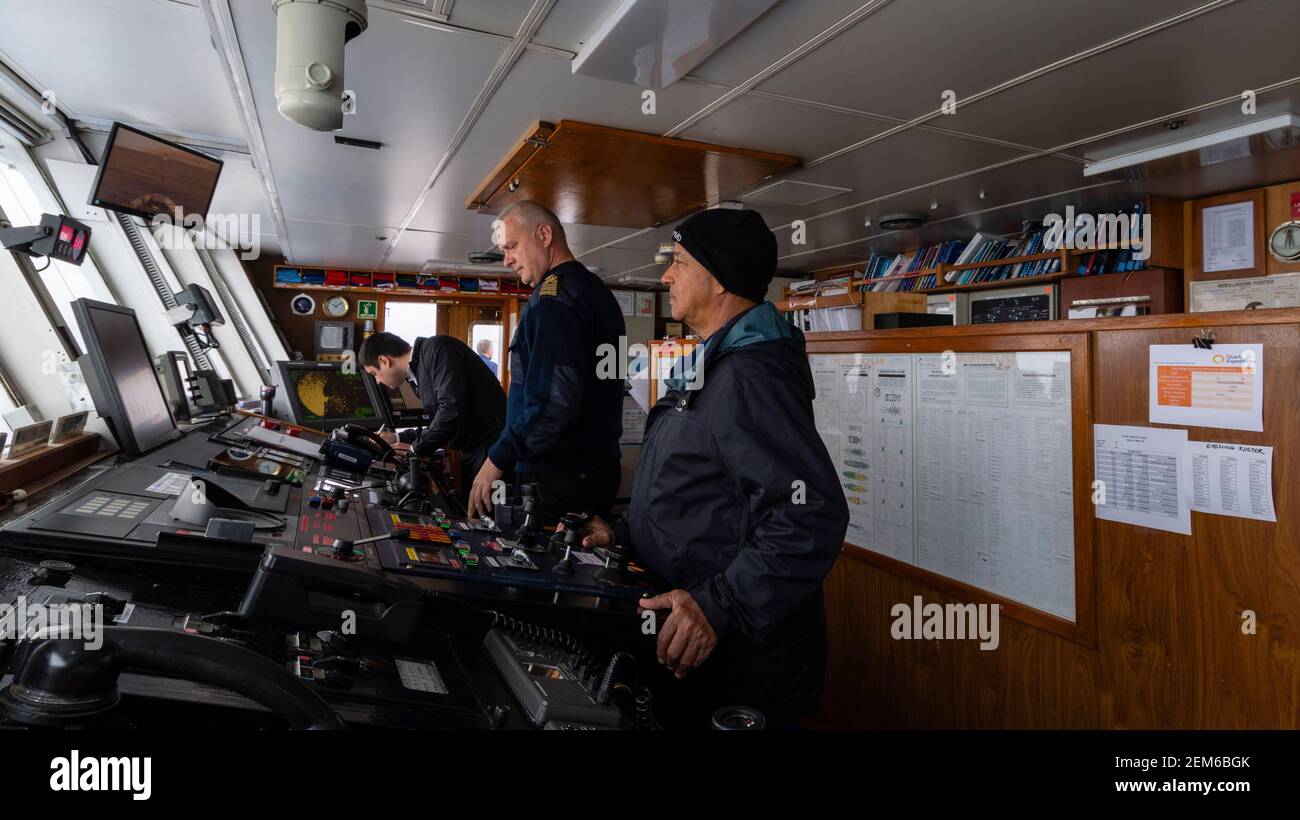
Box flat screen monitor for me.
[72,299,180,455]
[88,122,224,223]
[272,361,381,431]
[314,321,355,357]
[361,369,428,428]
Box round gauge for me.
[257,461,282,476]
[227,448,253,461]
[290,294,316,316]
[1268,220,1300,263]
[324,295,350,318]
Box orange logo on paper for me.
[1212,354,1226,364]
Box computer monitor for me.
[314,321,355,358]
[271,361,382,431]
[88,122,223,223]
[361,369,429,428]
[969,285,1058,324]
[72,299,180,455]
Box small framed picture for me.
[50,411,90,445]
[8,420,53,458]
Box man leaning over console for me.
[569,208,849,728]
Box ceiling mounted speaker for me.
[878,213,928,231]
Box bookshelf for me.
[272,264,530,302]
[790,195,1184,298]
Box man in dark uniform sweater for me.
[360,331,505,493]
[467,201,625,525]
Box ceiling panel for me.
[0,0,245,140]
[943,0,1300,151]
[403,48,743,237]
[753,0,1210,125]
[679,92,889,160]
[772,129,1028,218]
[283,220,403,269]
[686,0,884,87]
[382,226,497,269]
[230,0,508,262]
[442,0,534,38]
[533,0,625,53]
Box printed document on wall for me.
[1149,344,1263,432]
[1093,424,1191,535]
[1184,441,1276,522]
[913,351,1075,620]
[809,354,914,564]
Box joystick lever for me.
[328,528,410,560]
[514,498,545,553]
[550,512,592,575]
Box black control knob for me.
[328,539,359,561]
[33,560,75,586]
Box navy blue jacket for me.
[488,261,625,475]
[621,302,848,720]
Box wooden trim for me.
[0,434,111,493]
[808,332,1096,646]
[273,282,527,304]
[465,120,556,211]
[806,305,1300,343]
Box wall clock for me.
[324,295,350,318]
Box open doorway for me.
[470,321,504,382]
[382,301,438,348]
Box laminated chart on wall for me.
[811,351,1076,621]
[811,354,915,564]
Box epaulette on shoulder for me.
[539,274,559,297]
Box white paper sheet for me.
[1185,441,1276,522]
[1148,344,1263,432]
[1202,200,1256,273]
[1093,424,1191,535]
[810,351,1077,621]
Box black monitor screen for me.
[286,367,377,424]
[74,301,177,454]
[89,123,223,222]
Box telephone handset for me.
[341,424,397,462]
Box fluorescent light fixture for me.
[1084,113,1300,177]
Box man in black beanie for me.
[568,207,849,728]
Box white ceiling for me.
[0,0,1297,280]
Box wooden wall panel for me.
[813,309,1300,729]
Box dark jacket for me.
[488,261,625,475]
[622,302,848,720]
[409,336,506,452]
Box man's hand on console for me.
[468,457,504,517]
[639,590,717,680]
[556,514,614,549]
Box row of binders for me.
[789,209,1149,295]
